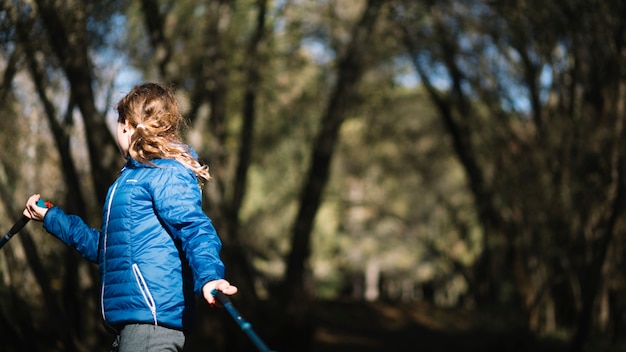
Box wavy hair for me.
[116,83,212,182]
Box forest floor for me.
[189,298,626,352]
[306,299,625,352]
[308,299,552,352]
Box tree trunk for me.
[282,0,387,304]
[278,2,388,350]
[34,0,120,203]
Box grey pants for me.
[110,324,185,352]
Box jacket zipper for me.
[132,263,158,325]
[101,182,118,331]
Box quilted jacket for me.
[42,156,225,331]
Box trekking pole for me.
[0,198,52,249]
[212,289,275,352]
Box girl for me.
[23,83,237,352]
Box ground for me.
[188,298,626,352]
[310,299,557,352]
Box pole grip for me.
[0,198,53,250]
[0,216,29,249]
[8,216,30,236]
[213,290,231,305]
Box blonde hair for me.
[116,83,212,182]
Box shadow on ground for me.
[309,299,562,352]
[188,298,626,352]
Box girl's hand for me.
[202,279,238,305]
[23,194,49,222]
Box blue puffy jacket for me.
[42,156,225,331]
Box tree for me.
[1,0,127,350]
[395,0,626,349]
[282,0,390,304]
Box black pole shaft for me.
[0,216,30,249]
[212,290,274,352]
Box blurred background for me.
[1,0,626,351]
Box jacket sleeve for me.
[150,163,225,295]
[42,207,100,263]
